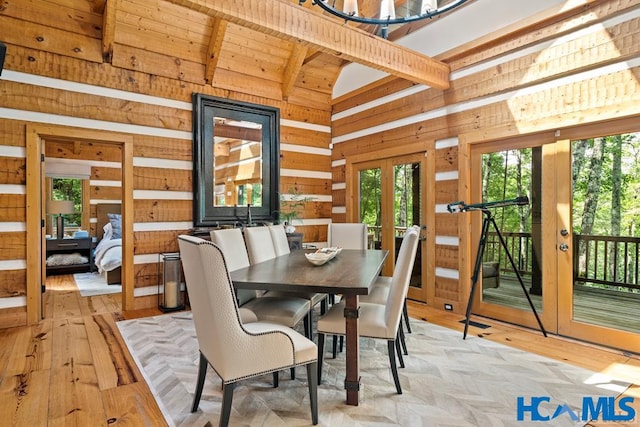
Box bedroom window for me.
[47,177,90,237]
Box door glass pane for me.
[359,167,382,249]
[394,162,422,288]
[572,133,640,334]
[480,148,543,313]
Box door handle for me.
[560,229,569,236]
[559,243,569,252]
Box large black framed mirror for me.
[193,94,280,227]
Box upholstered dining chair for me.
[327,222,368,250]
[326,222,369,354]
[359,225,421,353]
[243,225,277,264]
[210,228,312,339]
[316,226,419,394]
[209,228,254,305]
[177,235,318,427]
[268,224,291,257]
[264,224,329,336]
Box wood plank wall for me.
[1,0,639,326]
[0,0,337,326]
[330,0,640,312]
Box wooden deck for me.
[482,276,640,334]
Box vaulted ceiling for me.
[1,0,467,107]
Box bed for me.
[95,203,122,285]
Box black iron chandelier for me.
[301,0,470,38]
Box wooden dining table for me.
[230,248,388,405]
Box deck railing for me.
[484,232,640,292]
[573,234,640,291]
[369,226,640,292]
[484,232,533,276]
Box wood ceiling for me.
[1,0,457,108]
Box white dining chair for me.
[327,222,368,250]
[262,225,329,334]
[209,228,254,305]
[316,226,419,394]
[243,226,277,264]
[268,224,291,256]
[177,235,318,426]
[210,228,312,339]
[326,222,369,354]
[360,225,421,351]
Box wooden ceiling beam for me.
[101,0,119,63]
[205,17,228,84]
[165,0,450,89]
[282,44,309,99]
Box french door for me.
[351,153,428,303]
[469,123,640,353]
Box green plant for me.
[279,188,314,225]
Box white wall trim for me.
[0,184,25,194]
[436,236,459,246]
[133,221,194,232]
[133,190,192,200]
[280,169,332,179]
[0,259,26,270]
[133,158,192,170]
[281,143,331,156]
[0,296,26,309]
[0,222,26,232]
[435,267,459,279]
[0,145,26,158]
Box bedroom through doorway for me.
[43,140,124,301]
[27,125,132,323]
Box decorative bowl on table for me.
[319,247,342,255]
[305,251,335,266]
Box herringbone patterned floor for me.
[117,312,629,426]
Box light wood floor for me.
[0,274,639,426]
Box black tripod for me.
[457,202,547,340]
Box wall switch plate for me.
[444,303,453,311]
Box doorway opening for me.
[26,124,134,324]
[463,116,640,354]
[351,152,428,303]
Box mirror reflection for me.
[213,118,263,207]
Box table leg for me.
[343,294,360,405]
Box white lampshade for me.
[380,0,396,19]
[47,199,75,215]
[343,0,358,15]
[420,0,437,14]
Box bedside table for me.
[45,237,94,275]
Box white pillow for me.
[102,222,113,240]
[107,213,122,238]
